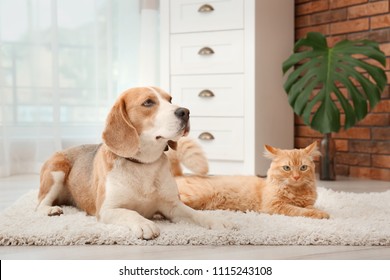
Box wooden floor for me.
[0,174,389,260]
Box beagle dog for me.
[37,87,232,239]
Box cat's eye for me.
[300,165,308,171]
[142,99,155,107]
[282,165,291,171]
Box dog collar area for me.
[124,155,163,165]
[125,145,170,164]
[125,157,146,164]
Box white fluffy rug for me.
[1,187,390,246]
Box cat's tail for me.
[166,137,209,177]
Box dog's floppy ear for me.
[167,140,177,151]
[102,98,139,157]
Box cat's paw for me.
[202,216,238,230]
[309,210,330,219]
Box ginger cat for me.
[167,138,329,219]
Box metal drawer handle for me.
[198,89,215,98]
[198,132,215,141]
[198,4,214,13]
[198,47,214,56]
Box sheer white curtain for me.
[0,0,160,177]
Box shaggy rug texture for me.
[1,187,390,246]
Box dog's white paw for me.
[37,205,63,216]
[131,220,160,240]
[48,206,64,216]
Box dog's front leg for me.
[161,201,235,230]
[99,208,160,240]
[158,163,236,230]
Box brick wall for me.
[295,0,390,181]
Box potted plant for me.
[282,32,387,180]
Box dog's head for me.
[102,87,190,159]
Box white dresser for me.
[160,0,294,176]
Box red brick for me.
[372,155,390,168]
[357,113,390,126]
[337,114,346,126]
[295,125,323,138]
[327,35,347,47]
[347,28,390,43]
[336,152,371,166]
[330,0,368,9]
[295,115,307,125]
[379,43,390,56]
[310,9,347,25]
[371,100,390,113]
[330,18,369,35]
[348,1,389,19]
[295,137,320,149]
[335,164,350,176]
[296,15,311,28]
[296,12,347,31]
[333,127,371,139]
[294,0,390,181]
[350,140,390,154]
[334,87,349,99]
[295,137,311,148]
[296,24,330,39]
[310,99,323,112]
[347,31,369,41]
[350,166,371,178]
[369,28,390,42]
[372,127,390,140]
[314,161,320,172]
[350,166,390,180]
[335,139,349,151]
[381,86,389,98]
[370,168,390,181]
[363,58,386,70]
[371,14,390,30]
[367,59,389,73]
[296,0,329,16]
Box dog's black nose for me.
[175,107,190,122]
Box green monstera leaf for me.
[283,32,387,134]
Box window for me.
[0,0,159,176]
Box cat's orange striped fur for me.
[168,138,329,219]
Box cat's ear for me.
[264,144,280,159]
[304,142,321,158]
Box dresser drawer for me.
[189,117,243,161]
[171,74,244,117]
[170,30,244,75]
[170,0,244,33]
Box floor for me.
[0,174,389,260]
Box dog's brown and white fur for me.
[37,87,232,240]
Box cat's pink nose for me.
[293,175,300,181]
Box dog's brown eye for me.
[169,97,172,103]
[142,99,155,107]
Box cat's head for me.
[264,142,320,186]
